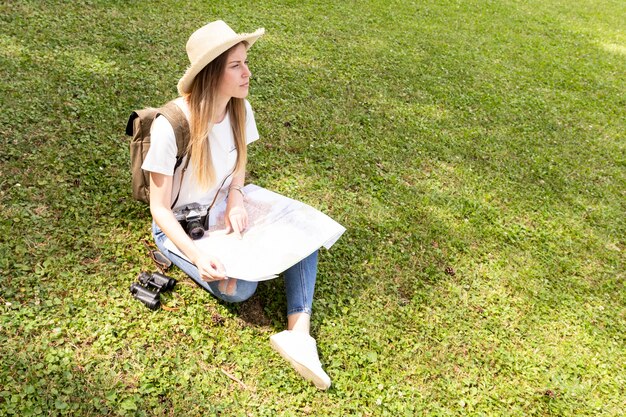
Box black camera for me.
[130,272,177,310]
[173,203,210,240]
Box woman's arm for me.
[224,171,248,238]
[149,172,226,281]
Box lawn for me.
[1,0,624,415]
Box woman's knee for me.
[210,279,257,303]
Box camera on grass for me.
[173,203,210,240]
[130,272,177,310]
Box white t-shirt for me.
[141,97,259,211]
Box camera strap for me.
[208,169,235,211]
[195,170,233,230]
[170,159,234,210]
[171,156,191,209]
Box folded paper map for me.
[164,184,346,281]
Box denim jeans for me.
[152,222,317,315]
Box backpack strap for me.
[156,101,191,209]
[157,101,190,166]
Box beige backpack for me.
[125,101,190,206]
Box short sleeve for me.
[245,100,260,145]
[141,115,178,176]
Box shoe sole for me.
[270,337,331,390]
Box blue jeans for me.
[152,222,317,315]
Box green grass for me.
[1,0,624,415]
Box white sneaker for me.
[270,330,331,390]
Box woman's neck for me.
[214,96,230,123]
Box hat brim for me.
[177,28,265,95]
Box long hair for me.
[184,43,248,190]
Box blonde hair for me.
[184,43,248,190]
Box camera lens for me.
[187,220,205,240]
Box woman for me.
[141,20,331,390]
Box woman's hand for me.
[225,196,248,239]
[195,254,227,282]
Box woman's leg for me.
[283,250,318,326]
[152,222,257,303]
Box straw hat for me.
[177,20,265,95]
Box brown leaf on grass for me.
[543,389,558,399]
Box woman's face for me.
[217,43,251,100]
